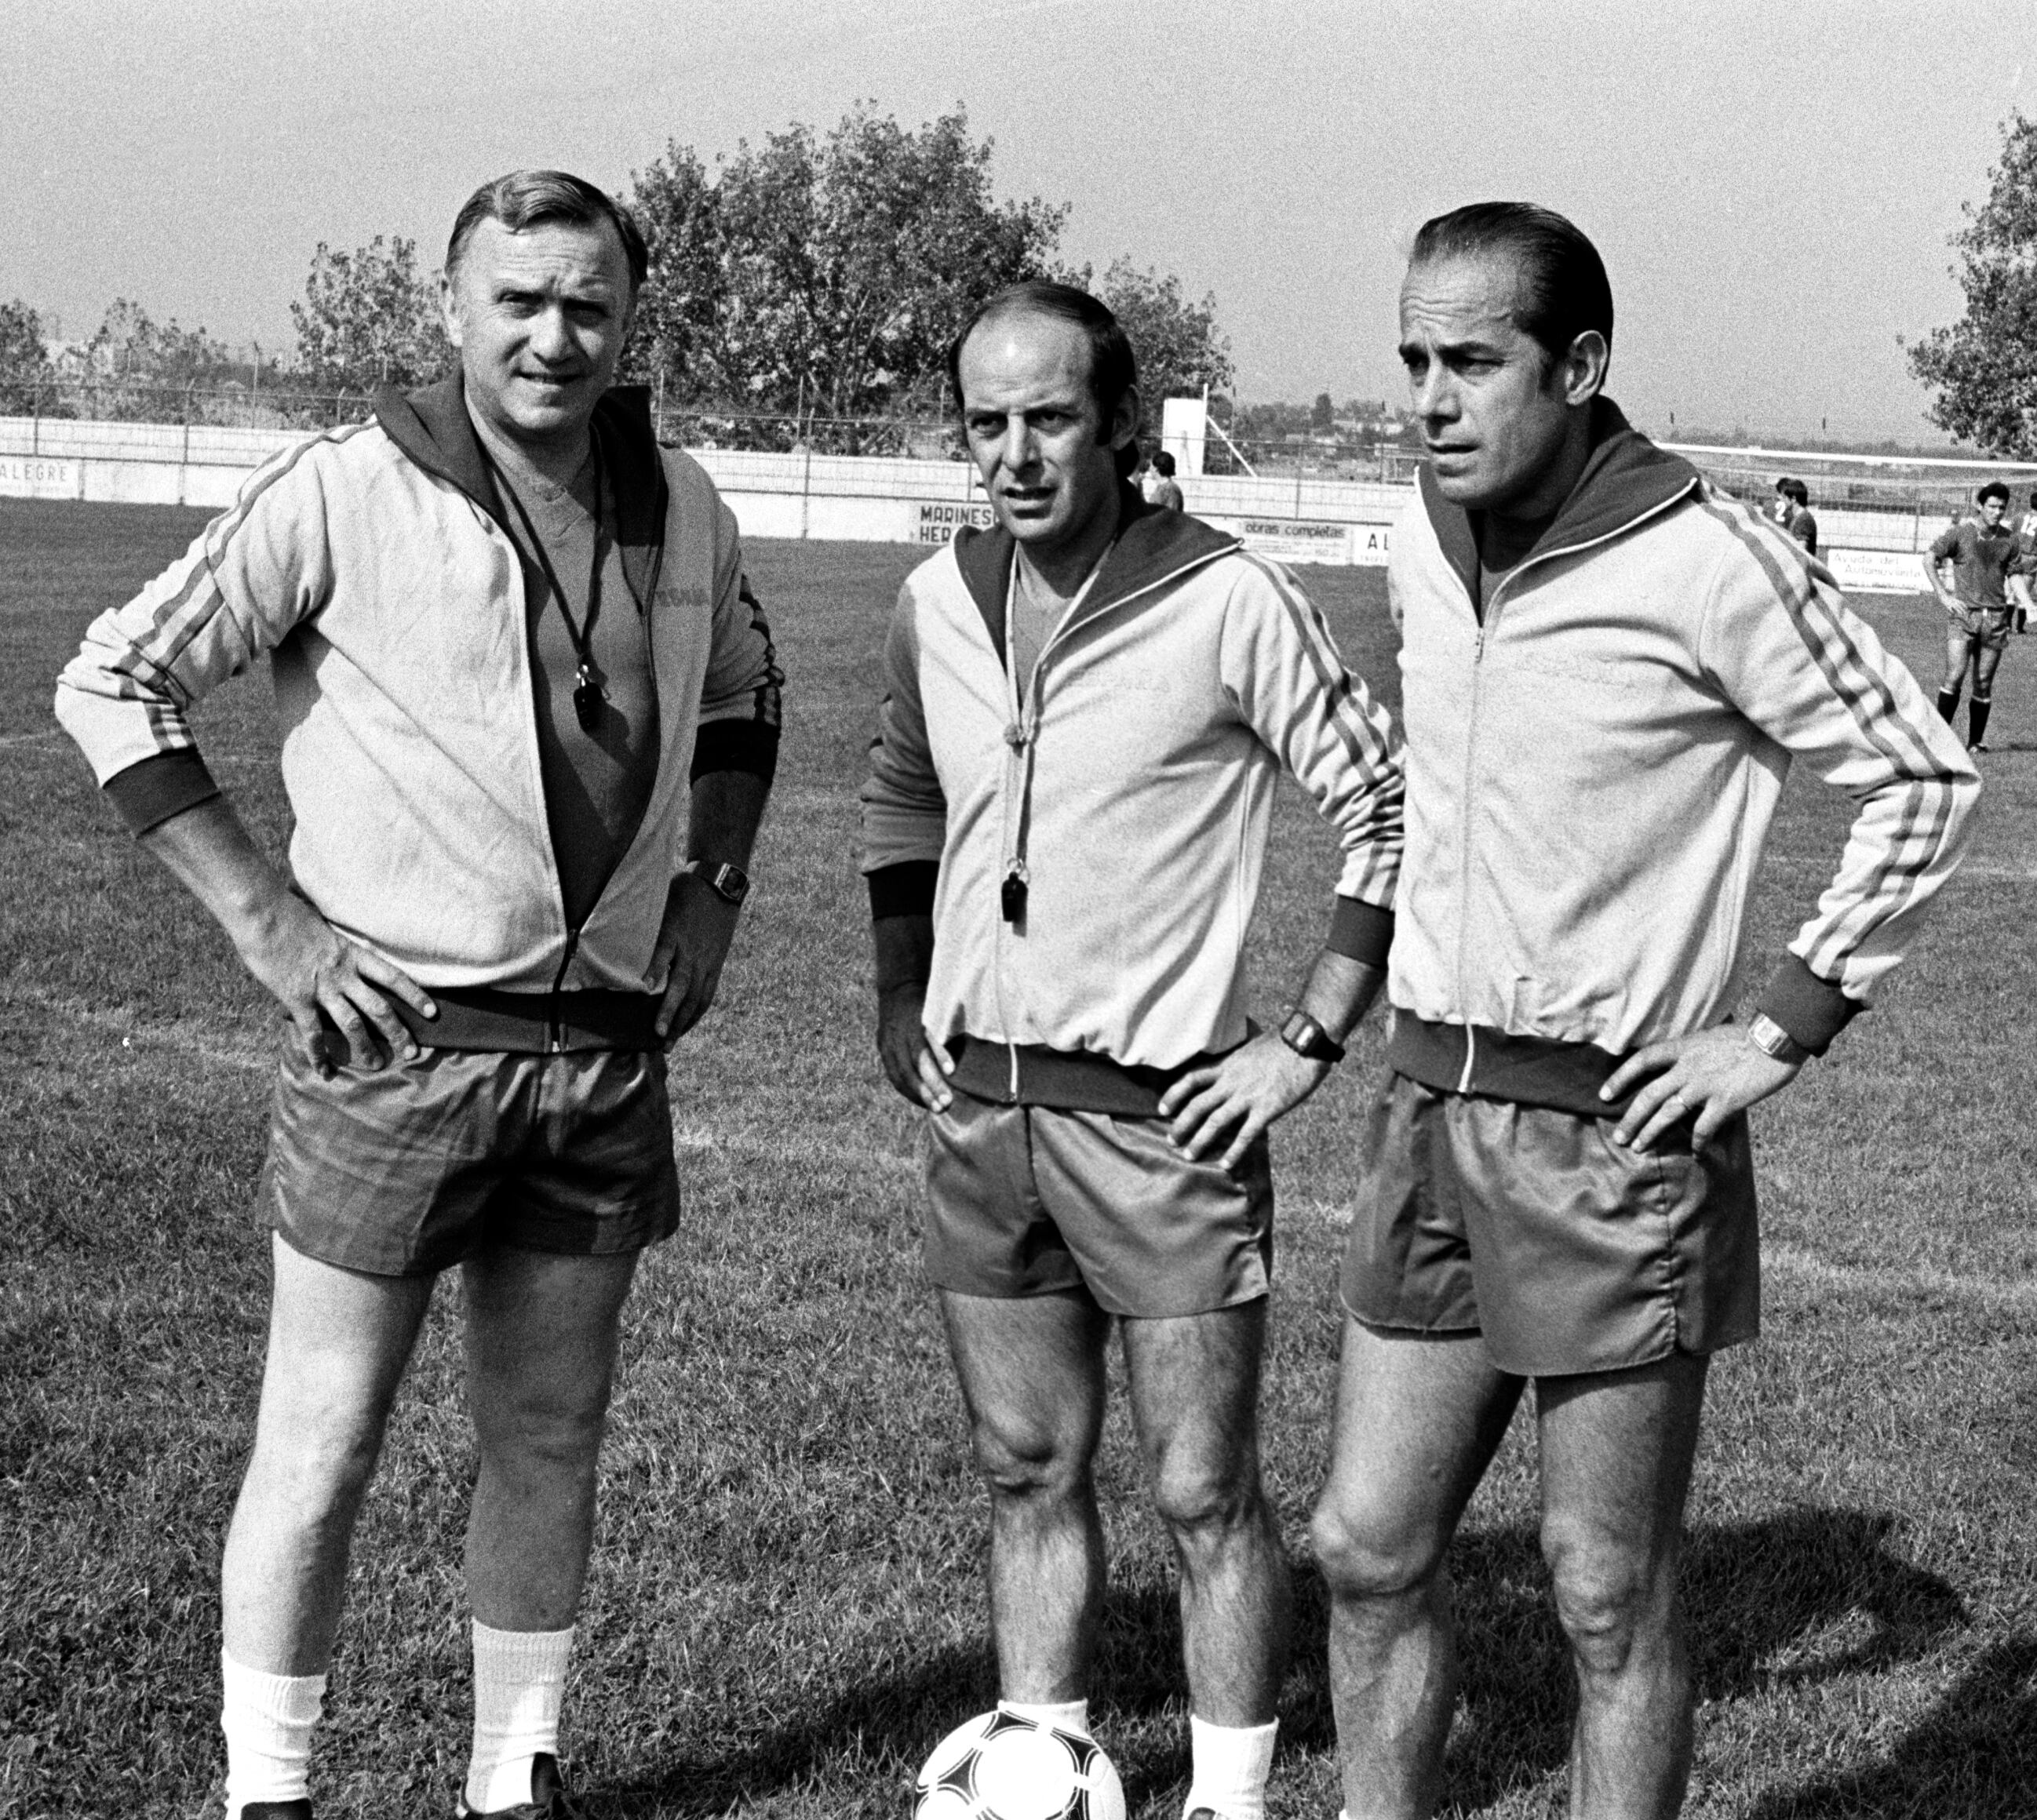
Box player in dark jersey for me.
[1926,481,2022,750]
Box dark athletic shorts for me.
[258,1037,681,1278]
[1950,603,2015,652]
[924,1089,1274,1318]
[1339,1072,1759,1378]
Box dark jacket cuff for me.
[867,861,938,920]
[103,750,222,835]
[1755,954,1861,1055]
[1326,896,1394,967]
[691,721,779,786]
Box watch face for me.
[712,864,750,905]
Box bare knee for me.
[1542,1521,1671,1676]
[246,1392,388,1524]
[473,1380,614,1480]
[1150,1451,1261,1544]
[970,1415,1091,1507]
[1310,1494,1449,1606]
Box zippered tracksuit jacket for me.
[859,493,1405,1079]
[1385,399,1976,1097]
[53,381,781,996]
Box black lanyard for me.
[485,435,608,733]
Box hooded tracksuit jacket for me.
[859,493,1405,1086]
[1383,401,1977,1107]
[54,380,781,998]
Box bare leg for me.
[1311,1319,1522,1820]
[939,1289,1110,1700]
[220,1234,436,1674]
[461,1247,641,1629]
[1940,624,1975,701]
[1121,1301,1288,1724]
[1536,1352,1709,1820]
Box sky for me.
[5,0,2029,444]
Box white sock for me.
[465,1622,574,1812]
[998,1696,1091,1737]
[220,1652,326,1812]
[1182,1715,1278,1820]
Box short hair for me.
[446,169,649,293]
[1784,478,1809,506]
[1978,480,2011,506]
[947,280,1141,479]
[1154,450,1177,477]
[1773,475,1794,494]
[1408,201,1614,366]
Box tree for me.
[1908,113,2037,456]
[1092,258,1233,431]
[290,236,448,395]
[83,299,235,418]
[631,105,1066,445]
[1310,391,1335,433]
[0,300,51,413]
[625,146,725,397]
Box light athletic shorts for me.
[924,1089,1274,1318]
[259,1038,680,1278]
[1339,1072,1759,1377]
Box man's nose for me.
[1007,419,1040,466]
[529,306,575,362]
[1411,365,1453,421]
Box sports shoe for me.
[1970,741,1990,753]
[238,1804,312,1819]
[455,1754,585,1818]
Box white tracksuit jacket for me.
[859,496,1405,1073]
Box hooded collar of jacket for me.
[1417,396,1702,603]
[373,375,670,608]
[950,486,1241,665]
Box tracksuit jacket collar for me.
[1417,397,1702,604]
[952,485,1241,665]
[374,375,670,610]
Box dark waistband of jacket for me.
[392,985,662,1054]
[1387,1014,1634,1119]
[948,1034,1235,1118]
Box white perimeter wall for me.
[0,414,1939,592]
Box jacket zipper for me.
[1448,481,1699,1032]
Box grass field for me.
[2,497,2033,1820]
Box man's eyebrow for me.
[1399,331,1509,361]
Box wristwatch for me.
[689,861,751,908]
[1744,1012,1810,1066]
[1279,1008,1346,1065]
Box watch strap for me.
[1280,1009,1346,1065]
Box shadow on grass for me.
[1743,1633,2037,1818]
[601,1505,1969,1816]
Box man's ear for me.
[1557,329,1609,407]
[1107,383,1142,453]
[439,268,464,350]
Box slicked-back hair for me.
[446,169,649,293]
[948,281,1142,480]
[1410,202,1614,369]
[1978,480,2011,506]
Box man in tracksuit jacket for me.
[1309,205,1977,1820]
[860,281,1403,1820]
[53,173,779,1820]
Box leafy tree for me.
[1310,391,1335,432]
[0,299,51,413]
[290,235,448,394]
[83,299,236,418]
[632,105,1066,445]
[625,146,725,397]
[1908,113,2037,456]
[1093,258,1233,431]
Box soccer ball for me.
[913,1709,1127,1820]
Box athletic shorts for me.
[923,1089,1274,1318]
[1950,604,2015,651]
[1338,1072,1759,1378]
[258,1037,681,1278]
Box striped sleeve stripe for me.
[1699,498,1975,974]
[1237,552,1403,903]
[1239,552,1401,775]
[143,424,360,647]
